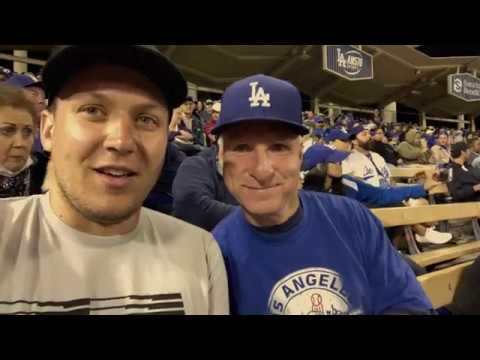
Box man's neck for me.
[355,146,369,156]
[49,184,140,236]
[453,157,465,166]
[244,195,300,228]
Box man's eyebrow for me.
[132,103,167,112]
[74,92,110,102]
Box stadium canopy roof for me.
[3,45,480,117]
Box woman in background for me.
[0,85,47,198]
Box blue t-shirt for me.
[213,191,432,315]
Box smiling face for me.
[41,64,170,235]
[219,122,302,227]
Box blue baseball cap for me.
[211,74,309,136]
[4,73,42,89]
[324,128,350,143]
[302,144,350,171]
[349,124,367,139]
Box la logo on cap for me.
[249,81,271,108]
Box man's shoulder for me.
[142,207,213,241]
[301,190,366,214]
[0,194,41,211]
[343,151,362,162]
[212,208,242,241]
[371,151,386,162]
[0,195,43,226]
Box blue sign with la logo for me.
[322,45,374,81]
[448,73,480,102]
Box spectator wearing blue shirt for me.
[211,74,433,315]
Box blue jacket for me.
[143,142,186,214]
[172,147,238,231]
[341,175,426,207]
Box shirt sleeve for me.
[344,177,426,207]
[205,233,230,315]
[173,156,237,231]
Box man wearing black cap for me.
[212,74,432,315]
[0,46,228,315]
[447,142,480,202]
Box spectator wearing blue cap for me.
[323,128,351,152]
[211,74,432,315]
[342,124,391,188]
[302,144,430,208]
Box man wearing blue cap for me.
[212,74,432,315]
[0,46,228,315]
[323,128,351,152]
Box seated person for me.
[0,85,48,198]
[172,139,238,231]
[204,102,221,147]
[303,144,433,208]
[397,129,430,164]
[212,74,433,315]
[303,144,452,246]
[169,97,205,156]
[430,132,450,165]
[370,127,401,166]
[447,142,480,202]
[342,125,391,188]
[143,141,186,215]
[323,128,351,152]
[467,137,480,169]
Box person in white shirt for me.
[0,46,229,315]
[342,124,391,188]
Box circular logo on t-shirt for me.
[268,268,351,315]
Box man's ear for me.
[40,109,55,153]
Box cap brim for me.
[43,46,186,110]
[327,151,349,163]
[211,117,309,136]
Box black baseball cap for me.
[42,45,187,110]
